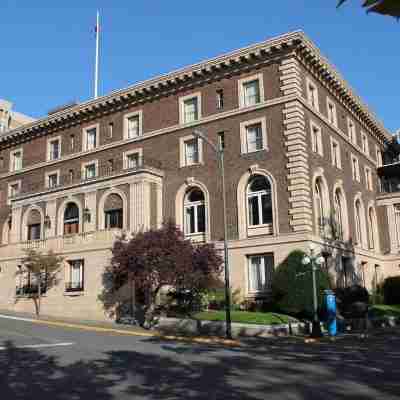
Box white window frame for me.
[306,77,319,111]
[65,259,84,292]
[247,254,273,294]
[184,188,206,237]
[326,97,338,127]
[123,148,143,170]
[8,180,21,203]
[10,148,23,172]
[82,123,99,152]
[351,154,360,182]
[179,134,203,167]
[240,117,268,154]
[347,117,357,145]
[123,110,143,140]
[238,73,264,109]
[45,169,60,189]
[364,166,373,191]
[310,120,323,156]
[81,160,98,180]
[179,92,202,125]
[361,131,369,155]
[330,137,341,169]
[47,136,61,161]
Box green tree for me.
[272,250,331,319]
[17,249,63,317]
[337,1,400,18]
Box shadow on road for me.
[1,332,400,399]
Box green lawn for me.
[193,310,296,325]
[370,304,400,318]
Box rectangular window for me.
[330,138,341,169]
[70,134,75,151]
[127,115,140,138]
[83,162,97,180]
[246,123,263,153]
[48,138,61,160]
[47,172,59,188]
[105,209,123,229]
[8,181,21,198]
[361,132,369,155]
[306,78,319,111]
[185,139,199,165]
[310,122,323,156]
[248,254,273,293]
[239,74,264,108]
[108,122,114,139]
[179,93,201,124]
[123,111,143,139]
[326,98,337,127]
[216,89,224,109]
[66,260,84,292]
[351,155,360,182]
[124,149,142,170]
[243,80,260,107]
[86,128,97,150]
[365,167,373,191]
[126,153,139,169]
[240,118,267,154]
[217,131,225,150]
[347,118,357,144]
[184,98,199,123]
[28,224,41,241]
[10,149,22,172]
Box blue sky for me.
[1,1,398,132]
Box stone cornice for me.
[0,30,391,146]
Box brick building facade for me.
[0,31,399,321]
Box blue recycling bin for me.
[325,290,337,337]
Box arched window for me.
[334,189,343,240]
[27,209,42,241]
[368,207,377,249]
[247,175,272,227]
[314,178,325,232]
[64,203,79,235]
[104,193,123,229]
[355,200,363,245]
[184,188,206,235]
[395,204,400,247]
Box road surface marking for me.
[0,314,240,347]
[0,342,75,351]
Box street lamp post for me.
[302,244,325,338]
[193,129,232,339]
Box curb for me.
[0,314,240,347]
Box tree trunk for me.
[143,285,161,329]
[37,275,41,318]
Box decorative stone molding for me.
[279,57,303,97]
[282,99,312,233]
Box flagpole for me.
[94,10,100,99]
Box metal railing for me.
[10,156,162,199]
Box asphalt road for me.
[0,315,399,400]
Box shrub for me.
[382,276,400,305]
[271,250,331,319]
[335,285,369,309]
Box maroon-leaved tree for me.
[101,221,223,327]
